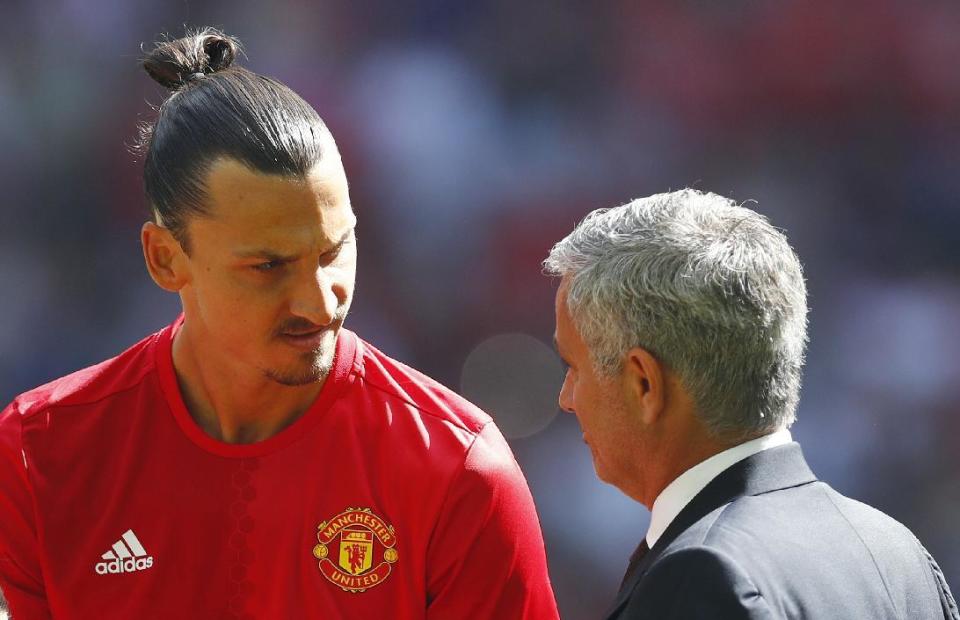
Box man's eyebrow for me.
[232,248,298,261]
[232,228,355,260]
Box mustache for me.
[275,308,349,336]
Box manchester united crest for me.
[313,507,399,592]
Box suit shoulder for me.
[675,482,925,557]
[664,482,952,619]
[821,486,921,539]
[355,337,491,437]
[6,330,160,421]
[818,487,954,594]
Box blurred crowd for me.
[1,1,959,617]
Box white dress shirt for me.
[645,428,793,548]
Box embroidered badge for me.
[313,507,399,592]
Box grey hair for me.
[544,189,808,441]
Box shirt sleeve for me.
[0,401,52,620]
[424,422,559,620]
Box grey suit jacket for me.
[606,443,958,619]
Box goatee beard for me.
[263,348,335,386]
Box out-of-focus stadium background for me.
[1,1,958,617]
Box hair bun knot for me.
[142,27,241,90]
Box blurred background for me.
[1,0,959,617]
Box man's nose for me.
[290,267,341,326]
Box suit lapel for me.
[604,442,818,619]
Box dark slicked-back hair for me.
[138,27,333,251]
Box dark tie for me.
[619,538,650,590]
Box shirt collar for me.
[645,428,793,548]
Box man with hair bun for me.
[0,28,559,619]
[545,189,958,619]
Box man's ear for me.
[141,222,190,292]
[623,346,667,426]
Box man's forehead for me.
[201,158,350,219]
[554,283,583,351]
[554,280,573,319]
[181,159,355,261]
[208,156,344,196]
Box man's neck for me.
[170,328,326,444]
[641,437,732,508]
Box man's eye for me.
[252,260,283,272]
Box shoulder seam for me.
[19,362,157,422]
[356,373,481,436]
[821,486,904,619]
[14,401,51,592]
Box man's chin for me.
[263,367,325,387]
[591,454,613,486]
[262,349,335,386]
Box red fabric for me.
[0,316,559,619]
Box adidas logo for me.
[94,529,154,575]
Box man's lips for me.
[279,327,332,351]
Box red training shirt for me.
[0,316,559,619]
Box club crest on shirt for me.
[313,507,399,592]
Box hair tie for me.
[183,72,206,83]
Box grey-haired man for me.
[546,189,957,619]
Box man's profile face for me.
[178,154,357,385]
[554,282,640,490]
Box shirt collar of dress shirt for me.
[645,428,793,548]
